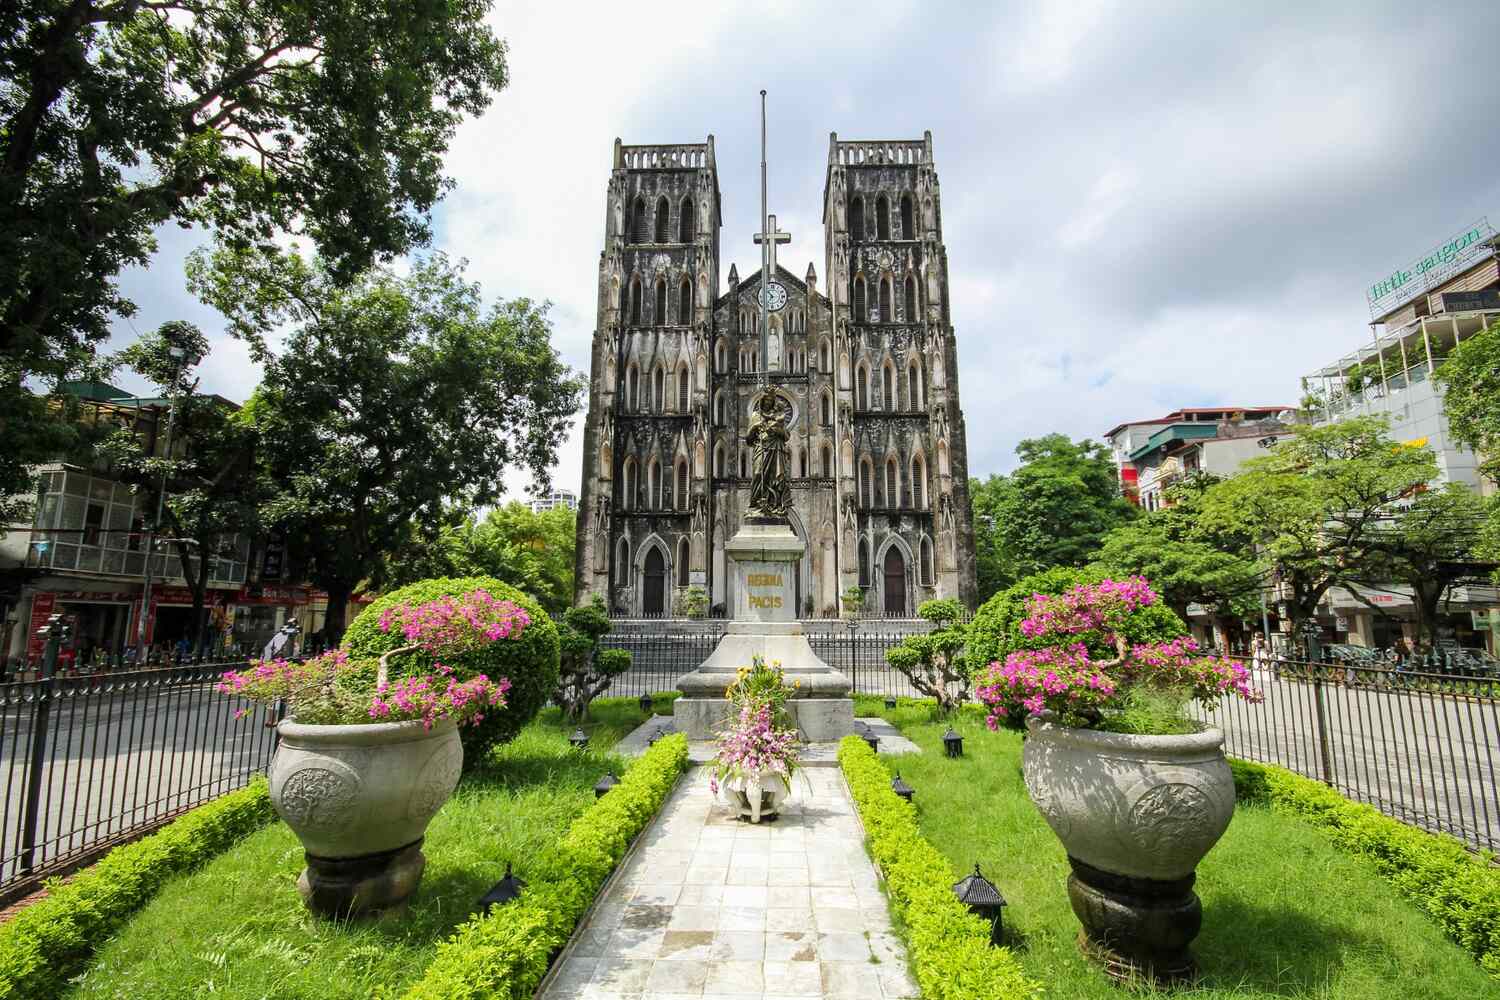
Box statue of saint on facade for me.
[746,392,792,518]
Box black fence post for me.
[18,636,61,876]
[1311,671,1336,788]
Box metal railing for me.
[1193,658,1500,854]
[0,661,276,898]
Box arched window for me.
[647,459,660,509]
[858,536,870,586]
[878,278,892,321]
[857,363,870,410]
[860,459,874,507]
[853,277,866,322]
[821,444,832,477]
[631,198,646,243]
[677,365,689,413]
[629,279,642,326]
[652,366,664,412]
[739,450,747,479]
[714,442,725,477]
[799,450,807,478]
[676,461,688,510]
[654,196,670,242]
[904,276,918,322]
[624,364,637,410]
[820,338,831,372]
[883,365,895,411]
[715,340,726,372]
[850,196,864,241]
[920,536,934,586]
[908,363,921,410]
[901,194,915,239]
[677,536,690,586]
[654,278,667,324]
[912,457,926,508]
[679,278,692,323]
[876,195,890,240]
[713,390,725,426]
[679,196,693,243]
[885,459,898,508]
[820,391,832,426]
[617,537,631,585]
[622,458,637,509]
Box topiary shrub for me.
[344,576,560,767]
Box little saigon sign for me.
[1367,219,1495,318]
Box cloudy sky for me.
[109,1,1500,497]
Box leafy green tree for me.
[884,599,970,714]
[1434,319,1500,480]
[102,322,260,653]
[1,2,508,507]
[1092,474,1261,621]
[215,252,584,643]
[969,474,1019,602]
[1195,416,1438,641]
[553,597,631,721]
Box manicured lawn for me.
[852,696,1497,1000]
[64,697,665,1000]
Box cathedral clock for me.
[759,281,789,312]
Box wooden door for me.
[643,547,666,615]
[883,548,907,617]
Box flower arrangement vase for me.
[270,716,463,917]
[718,770,791,823]
[1021,714,1235,984]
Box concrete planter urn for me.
[1022,713,1235,983]
[270,715,463,917]
[717,770,790,824]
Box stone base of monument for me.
[675,517,855,742]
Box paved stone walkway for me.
[541,767,918,999]
[615,716,920,761]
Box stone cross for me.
[753,214,791,376]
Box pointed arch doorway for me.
[643,547,667,615]
[883,547,907,617]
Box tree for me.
[1434,319,1500,480]
[1,2,508,508]
[884,599,970,714]
[216,252,584,644]
[1092,474,1261,621]
[553,597,631,721]
[102,322,260,653]
[1195,416,1438,643]
[972,435,1135,596]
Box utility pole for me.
[134,347,196,659]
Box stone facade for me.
[573,133,977,615]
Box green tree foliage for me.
[1092,474,1261,621]
[553,597,631,721]
[207,251,584,642]
[343,576,560,767]
[1195,416,1438,638]
[969,434,1135,601]
[883,599,971,713]
[0,2,508,507]
[101,322,260,652]
[1434,319,1500,480]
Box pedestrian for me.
[1251,633,1271,675]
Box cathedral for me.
[572,132,977,617]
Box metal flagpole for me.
[759,89,769,388]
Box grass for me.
[63,695,673,1000]
[851,695,1499,1000]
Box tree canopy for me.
[1434,319,1500,480]
[1,0,508,509]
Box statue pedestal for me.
[675,518,854,741]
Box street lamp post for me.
[134,347,198,659]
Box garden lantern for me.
[884,696,897,710]
[890,772,914,802]
[952,863,1007,945]
[569,728,589,751]
[854,721,878,753]
[943,726,964,758]
[594,771,619,798]
[478,862,526,913]
[638,692,654,714]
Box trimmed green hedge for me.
[403,733,689,1000]
[1230,758,1500,978]
[344,576,561,767]
[0,779,274,1000]
[839,736,1040,1000]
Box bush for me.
[838,736,1040,1000]
[1230,758,1500,978]
[345,576,560,766]
[0,780,274,1000]
[884,599,971,713]
[967,566,1186,674]
[554,597,632,722]
[402,734,689,1000]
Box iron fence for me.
[0,661,276,899]
[1192,658,1500,854]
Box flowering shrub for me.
[710,657,800,795]
[976,576,1261,733]
[218,590,528,729]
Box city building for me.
[573,133,977,617]
[0,382,328,668]
[528,488,578,514]
[1103,407,1294,507]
